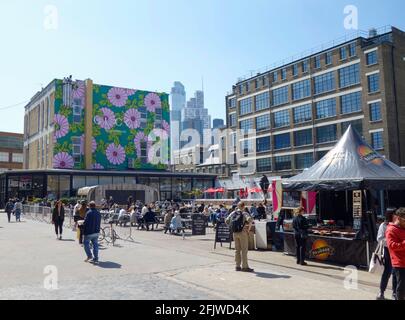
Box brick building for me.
[0,132,23,172]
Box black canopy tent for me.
[282,125,405,192]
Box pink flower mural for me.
[124,108,141,129]
[125,89,136,96]
[80,135,97,155]
[53,152,74,169]
[144,93,161,112]
[96,108,116,130]
[134,132,153,159]
[107,87,129,107]
[54,114,69,139]
[72,81,86,100]
[106,143,126,165]
[92,163,104,170]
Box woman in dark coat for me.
[52,200,65,240]
[292,207,309,266]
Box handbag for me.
[369,242,384,274]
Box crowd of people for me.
[4,198,23,223]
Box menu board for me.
[214,222,233,249]
[192,214,206,236]
[353,190,362,218]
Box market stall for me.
[281,125,405,268]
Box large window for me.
[314,72,335,95]
[295,153,314,169]
[240,140,254,156]
[294,129,313,147]
[281,68,287,80]
[368,73,380,93]
[257,158,272,172]
[228,98,236,109]
[340,47,347,60]
[316,98,336,119]
[371,131,384,150]
[0,136,23,149]
[239,97,253,115]
[314,55,321,69]
[273,71,278,82]
[339,63,360,88]
[239,119,254,131]
[274,133,291,150]
[293,104,312,124]
[273,110,290,128]
[0,152,8,162]
[256,136,271,153]
[302,60,309,73]
[256,114,271,132]
[325,51,332,65]
[272,86,289,106]
[293,64,298,77]
[316,125,337,144]
[12,153,23,163]
[341,91,362,114]
[366,51,378,65]
[292,79,311,101]
[229,113,236,127]
[349,43,356,57]
[341,120,363,136]
[370,102,382,121]
[275,156,292,171]
[255,92,270,111]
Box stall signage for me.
[214,222,233,249]
[353,190,362,218]
[309,239,335,261]
[192,214,206,236]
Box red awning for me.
[248,187,263,193]
[204,188,217,193]
[215,188,225,193]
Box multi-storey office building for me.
[0,132,24,172]
[225,26,405,178]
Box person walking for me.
[52,200,65,240]
[386,207,405,300]
[13,199,22,222]
[293,207,309,266]
[77,200,88,245]
[5,199,14,223]
[83,201,101,264]
[163,210,174,234]
[225,202,254,272]
[376,208,398,300]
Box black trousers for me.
[394,267,405,300]
[380,247,397,294]
[54,218,63,235]
[294,234,307,264]
[6,212,11,222]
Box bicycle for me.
[100,222,119,246]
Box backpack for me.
[231,211,245,233]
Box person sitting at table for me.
[118,207,130,227]
[170,211,182,235]
[144,205,156,231]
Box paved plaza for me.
[0,212,391,300]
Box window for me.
[0,136,23,149]
[245,82,250,93]
[256,114,271,132]
[228,98,236,109]
[274,133,291,150]
[366,51,378,65]
[257,158,272,172]
[371,131,384,150]
[341,120,363,136]
[292,79,311,101]
[340,47,347,60]
[281,68,287,80]
[256,137,271,153]
[341,92,362,114]
[240,140,254,156]
[275,155,292,171]
[295,153,314,169]
[302,60,309,73]
[239,85,243,94]
[370,102,382,121]
[293,104,312,124]
[293,64,298,77]
[316,124,337,144]
[273,71,278,82]
[314,55,321,69]
[0,152,8,162]
[255,92,270,111]
[325,51,332,65]
[239,119,254,131]
[314,71,335,95]
[239,97,253,115]
[294,129,313,147]
[263,76,269,87]
[316,98,336,119]
[255,79,259,89]
[349,43,356,57]
[228,113,236,127]
[273,110,290,128]
[317,150,329,160]
[272,86,289,106]
[339,63,360,88]
[368,73,380,93]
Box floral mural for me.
[53,79,170,171]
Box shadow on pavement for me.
[304,264,344,272]
[60,239,75,242]
[254,272,291,279]
[96,261,122,269]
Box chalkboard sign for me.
[214,222,233,249]
[192,214,206,236]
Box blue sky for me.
[0,0,404,133]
